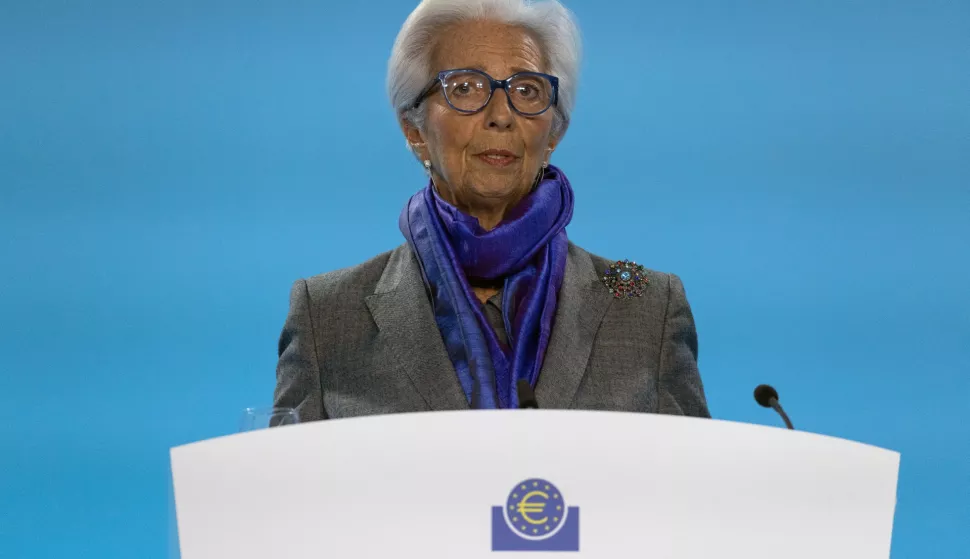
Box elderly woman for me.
[274,0,709,419]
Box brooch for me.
[602,260,648,298]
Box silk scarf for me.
[399,165,574,409]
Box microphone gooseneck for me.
[754,384,794,430]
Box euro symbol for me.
[516,491,548,525]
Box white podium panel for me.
[170,411,899,558]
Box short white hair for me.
[387,0,582,140]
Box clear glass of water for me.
[239,406,299,432]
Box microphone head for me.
[754,384,780,408]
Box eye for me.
[510,76,547,101]
[445,73,488,98]
[515,84,538,99]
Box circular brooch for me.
[603,259,648,298]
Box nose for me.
[483,88,515,130]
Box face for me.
[403,20,560,218]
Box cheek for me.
[525,120,554,153]
[428,109,472,158]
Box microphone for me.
[517,379,539,409]
[754,384,794,430]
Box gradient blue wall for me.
[1,1,967,557]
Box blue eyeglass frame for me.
[410,68,560,116]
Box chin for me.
[464,174,528,201]
[469,183,518,199]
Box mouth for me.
[474,149,519,168]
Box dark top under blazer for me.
[274,242,710,420]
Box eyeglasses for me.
[411,69,559,116]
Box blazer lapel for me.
[364,246,470,411]
[536,244,613,409]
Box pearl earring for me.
[423,160,432,175]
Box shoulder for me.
[300,245,407,307]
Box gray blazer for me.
[274,242,709,420]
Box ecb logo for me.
[491,478,580,552]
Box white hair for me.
[387,0,582,141]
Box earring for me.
[542,161,549,169]
[423,160,432,174]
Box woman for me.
[274,0,709,419]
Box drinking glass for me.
[239,406,299,432]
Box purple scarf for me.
[399,165,574,409]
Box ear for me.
[545,119,567,160]
[399,115,427,158]
[544,134,561,164]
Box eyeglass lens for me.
[441,71,554,114]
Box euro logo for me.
[517,492,546,522]
[491,478,580,552]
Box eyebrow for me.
[461,65,540,75]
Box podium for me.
[170,411,899,558]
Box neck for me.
[472,286,500,304]
[469,273,503,305]
[468,276,504,290]
[447,194,530,231]
[431,179,529,231]
[467,208,506,231]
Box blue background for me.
[1,0,967,557]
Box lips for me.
[475,149,519,168]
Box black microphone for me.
[517,379,539,409]
[754,384,794,430]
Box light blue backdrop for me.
[1,1,967,557]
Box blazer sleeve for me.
[656,274,711,417]
[274,279,327,421]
